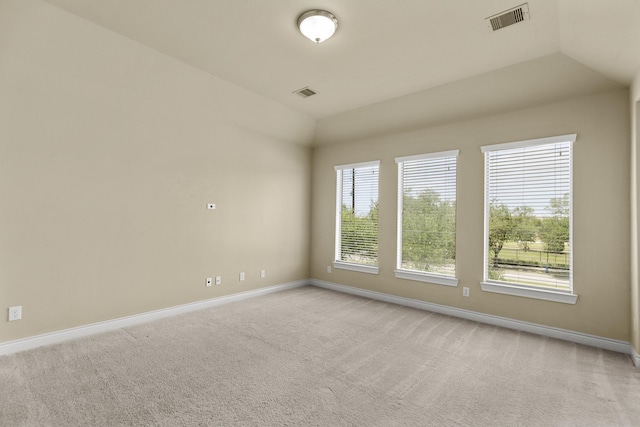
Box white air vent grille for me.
[487,3,530,31]
[293,87,317,98]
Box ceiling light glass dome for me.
[297,10,338,43]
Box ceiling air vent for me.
[293,87,317,98]
[486,3,530,31]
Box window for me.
[481,134,576,304]
[334,161,380,274]
[395,151,459,286]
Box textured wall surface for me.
[312,89,631,341]
[0,0,313,343]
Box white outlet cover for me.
[239,272,245,281]
[206,277,212,287]
[260,270,265,278]
[207,203,216,210]
[215,276,221,285]
[8,305,22,321]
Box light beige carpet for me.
[1,285,639,426]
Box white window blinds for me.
[335,161,380,269]
[396,151,458,278]
[482,134,574,291]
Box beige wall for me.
[314,53,622,147]
[312,89,631,341]
[1,0,635,349]
[0,1,314,343]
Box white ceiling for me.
[43,0,640,122]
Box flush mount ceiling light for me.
[297,10,338,43]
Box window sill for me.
[394,270,459,287]
[480,281,578,304]
[333,261,379,275]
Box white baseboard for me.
[0,280,308,356]
[4,278,638,368]
[310,279,636,361]
[633,347,640,368]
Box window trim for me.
[480,281,578,304]
[480,134,577,303]
[334,261,379,275]
[395,150,460,163]
[395,150,459,287]
[334,160,381,275]
[334,160,381,171]
[394,269,459,287]
[480,133,577,153]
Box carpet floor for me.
[1,285,639,426]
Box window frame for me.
[394,150,459,287]
[480,134,577,304]
[334,160,380,275]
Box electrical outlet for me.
[206,277,212,287]
[327,266,332,273]
[239,272,245,281]
[260,270,266,278]
[215,276,221,285]
[8,306,22,321]
[463,287,470,297]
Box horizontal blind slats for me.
[398,154,457,277]
[485,139,572,290]
[338,164,379,266]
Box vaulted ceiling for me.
[43,0,640,125]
